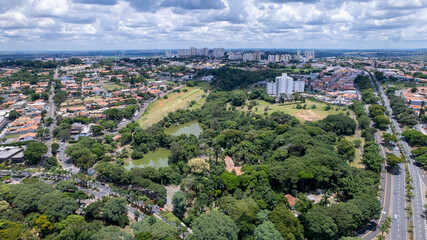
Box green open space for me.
[240,98,348,122]
[137,86,205,128]
[102,83,126,91]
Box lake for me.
[165,120,203,137]
[125,148,171,170]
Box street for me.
[370,73,426,240]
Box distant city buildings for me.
[266,50,314,63]
[167,47,225,58]
[266,73,305,98]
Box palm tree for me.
[319,194,330,206]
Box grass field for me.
[3,133,22,140]
[102,83,126,91]
[346,134,364,168]
[137,86,205,128]
[241,99,348,122]
[84,96,105,101]
[187,95,207,111]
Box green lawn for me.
[4,133,22,140]
[137,86,205,128]
[346,134,364,168]
[241,99,348,122]
[188,95,207,111]
[102,83,126,91]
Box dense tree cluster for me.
[104,104,138,121]
[65,137,111,170]
[95,162,168,201]
[350,100,371,129]
[402,129,427,147]
[368,104,389,130]
[210,67,282,91]
[0,180,133,239]
[411,147,427,167]
[105,90,379,240]
[387,90,418,127]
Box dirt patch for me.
[295,110,323,121]
[224,156,244,176]
[165,185,181,211]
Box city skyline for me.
[0,0,426,51]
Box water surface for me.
[125,148,171,170]
[165,120,202,137]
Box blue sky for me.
[0,0,426,51]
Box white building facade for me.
[266,73,305,98]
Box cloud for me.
[0,0,426,50]
[161,0,226,10]
[73,0,118,5]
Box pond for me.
[125,148,171,170]
[165,120,203,137]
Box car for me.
[394,214,397,220]
[394,190,397,194]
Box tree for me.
[91,125,104,136]
[55,180,77,192]
[24,141,48,165]
[337,138,355,161]
[320,114,356,135]
[230,90,247,107]
[373,115,390,129]
[172,190,186,219]
[368,104,385,117]
[187,157,210,174]
[51,143,59,155]
[91,226,134,240]
[218,197,258,238]
[380,217,392,237]
[38,191,79,221]
[382,133,397,147]
[358,115,371,129]
[131,215,178,239]
[193,210,239,240]
[304,210,338,240]
[386,153,404,169]
[100,197,129,227]
[8,110,21,121]
[36,128,50,140]
[253,221,284,240]
[0,221,22,240]
[402,129,427,146]
[34,215,54,237]
[269,205,304,240]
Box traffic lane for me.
[408,163,426,240]
[390,163,407,240]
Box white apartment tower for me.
[266,73,299,98]
[293,81,305,92]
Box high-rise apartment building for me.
[266,73,305,98]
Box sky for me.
[0,0,426,51]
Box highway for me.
[390,148,407,240]
[370,73,426,240]
[356,99,392,240]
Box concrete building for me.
[0,147,25,163]
[293,81,305,92]
[266,73,302,98]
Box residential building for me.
[266,73,303,98]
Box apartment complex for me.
[266,73,305,98]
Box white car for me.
[394,215,397,220]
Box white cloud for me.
[0,0,425,50]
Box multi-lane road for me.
[370,73,426,240]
